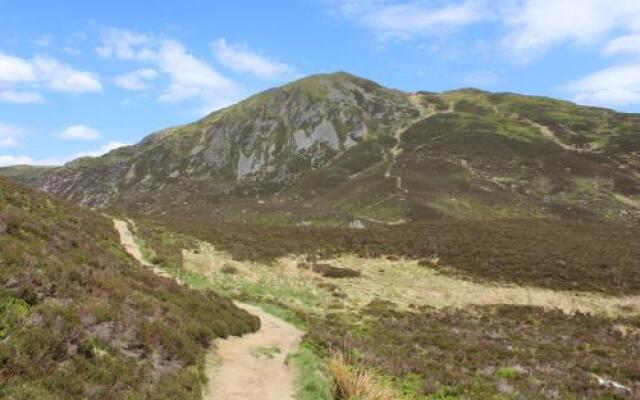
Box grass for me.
[130,200,640,399]
[309,302,640,399]
[251,302,309,329]
[147,216,640,296]
[132,215,640,399]
[251,345,281,359]
[495,367,523,380]
[181,241,336,317]
[300,255,639,316]
[328,353,395,400]
[144,227,640,318]
[290,342,332,400]
[0,177,259,399]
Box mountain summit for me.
[2,72,639,225]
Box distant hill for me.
[0,177,258,399]
[3,72,639,225]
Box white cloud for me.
[0,53,36,83]
[365,1,485,38]
[31,56,102,93]
[0,155,35,167]
[155,39,239,106]
[114,68,159,90]
[96,27,242,112]
[58,125,102,140]
[95,28,150,60]
[0,91,44,104]
[0,141,130,168]
[602,34,640,57]
[568,63,640,107]
[74,141,129,158]
[0,123,24,148]
[333,1,640,63]
[212,38,294,80]
[0,52,102,93]
[332,0,487,39]
[501,0,640,61]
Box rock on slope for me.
[2,72,639,225]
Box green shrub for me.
[312,264,361,279]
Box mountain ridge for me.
[2,71,639,225]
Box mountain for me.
[0,176,259,399]
[3,72,639,225]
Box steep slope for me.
[0,177,259,399]
[2,72,639,225]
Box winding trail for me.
[385,94,453,195]
[112,219,303,400]
[113,219,176,280]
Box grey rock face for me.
[3,73,420,209]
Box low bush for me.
[221,264,239,275]
[313,264,361,279]
[0,209,23,235]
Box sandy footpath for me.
[113,218,303,400]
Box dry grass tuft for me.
[329,353,396,400]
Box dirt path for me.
[113,219,146,264]
[113,218,303,400]
[206,303,303,400]
[385,94,452,193]
[113,219,175,280]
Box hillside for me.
[2,72,639,226]
[0,177,259,399]
[2,72,639,399]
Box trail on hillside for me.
[206,303,303,400]
[113,219,176,280]
[385,95,454,189]
[113,219,303,400]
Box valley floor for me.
[127,217,640,400]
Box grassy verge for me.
[290,342,332,400]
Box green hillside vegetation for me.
[138,215,640,296]
[1,73,638,226]
[310,302,640,399]
[0,177,259,400]
[1,72,639,399]
[130,216,639,399]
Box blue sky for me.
[1,0,640,166]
